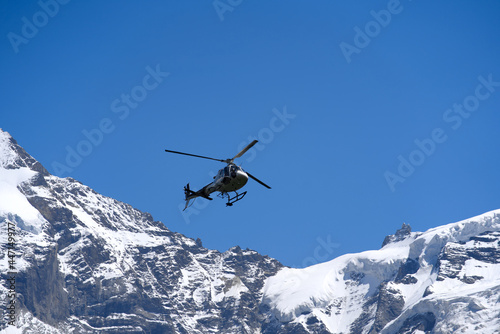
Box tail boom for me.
[183,183,212,211]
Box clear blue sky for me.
[2,1,500,267]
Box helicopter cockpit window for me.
[229,165,237,177]
[223,167,230,177]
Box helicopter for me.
[165,140,271,210]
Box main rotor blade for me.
[246,171,271,189]
[232,140,258,161]
[165,149,225,163]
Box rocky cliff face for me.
[0,129,283,333]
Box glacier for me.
[262,211,500,333]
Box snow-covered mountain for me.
[1,128,500,333]
[262,214,500,333]
[0,129,283,333]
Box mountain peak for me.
[381,222,413,247]
[0,128,49,175]
[262,209,500,333]
[0,129,284,333]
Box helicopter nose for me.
[236,170,249,186]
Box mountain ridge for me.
[0,129,284,333]
[261,209,500,333]
[1,128,500,333]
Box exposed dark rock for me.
[397,312,436,333]
[461,275,483,284]
[368,283,405,333]
[436,231,500,282]
[195,237,203,247]
[398,275,418,285]
[395,258,420,282]
[423,286,433,297]
[382,223,412,247]
[16,244,70,325]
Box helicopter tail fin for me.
[183,184,195,211]
[182,183,213,211]
[184,183,196,198]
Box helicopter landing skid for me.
[220,191,247,207]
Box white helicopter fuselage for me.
[205,165,248,195]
